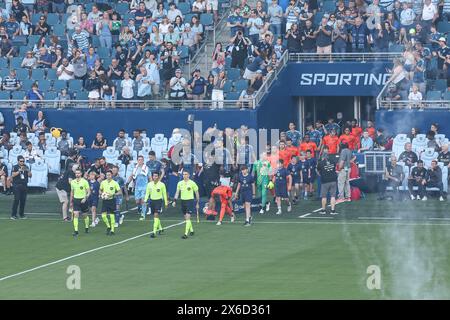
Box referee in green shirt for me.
[144,172,168,238]
[172,170,200,239]
[70,169,91,236]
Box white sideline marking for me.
[357,217,402,220]
[298,212,312,218]
[0,220,185,282]
[429,218,450,221]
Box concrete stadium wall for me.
[2,108,258,142]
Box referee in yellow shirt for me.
[172,170,200,239]
[70,169,91,236]
[144,172,168,238]
[100,170,122,236]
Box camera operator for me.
[10,155,32,220]
[230,30,250,70]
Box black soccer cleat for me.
[189,231,194,236]
[150,233,155,238]
[110,231,115,236]
[73,231,79,237]
[106,228,111,235]
[158,229,164,235]
[182,234,188,239]
[85,228,89,234]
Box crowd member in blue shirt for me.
[25,83,44,105]
[4,15,19,39]
[359,130,374,152]
[306,124,322,147]
[146,150,164,177]
[227,6,245,37]
[286,122,302,147]
[134,2,152,27]
[187,68,207,107]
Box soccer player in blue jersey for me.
[87,171,100,227]
[287,156,301,204]
[234,165,256,226]
[127,155,150,220]
[298,152,310,199]
[306,150,317,198]
[273,159,292,215]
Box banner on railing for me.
[290,62,392,96]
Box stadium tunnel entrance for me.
[257,61,392,133]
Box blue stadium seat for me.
[16,68,30,80]
[226,68,241,81]
[47,13,60,25]
[0,69,9,78]
[185,13,199,24]
[46,68,57,80]
[12,91,26,100]
[222,80,233,93]
[200,13,214,29]
[22,79,35,90]
[12,35,27,46]
[434,79,447,92]
[85,3,94,12]
[115,2,130,14]
[322,1,336,12]
[313,12,324,26]
[53,80,67,91]
[389,44,405,52]
[45,91,57,100]
[53,24,66,37]
[0,58,8,69]
[0,91,11,100]
[234,79,248,92]
[37,80,51,92]
[96,47,111,58]
[437,22,450,34]
[68,80,83,92]
[225,56,231,69]
[178,45,190,63]
[19,46,30,57]
[426,90,442,100]
[444,91,450,101]
[178,2,191,15]
[225,92,240,100]
[75,91,89,100]
[28,35,41,46]
[31,15,41,25]
[31,69,45,80]
[10,57,22,69]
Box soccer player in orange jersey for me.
[205,184,235,226]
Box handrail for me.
[0,99,255,109]
[253,49,289,106]
[377,100,450,110]
[376,80,391,110]
[289,52,403,62]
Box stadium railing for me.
[0,99,250,110]
[253,50,289,107]
[376,79,450,110]
[289,52,403,62]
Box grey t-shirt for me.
[339,148,352,169]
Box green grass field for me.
[1,192,450,299]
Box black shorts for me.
[101,199,116,215]
[181,199,194,215]
[150,199,163,214]
[73,198,89,213]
